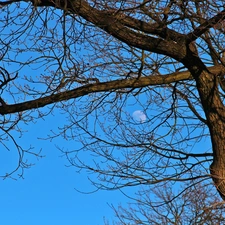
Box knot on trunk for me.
[210,163,225,200]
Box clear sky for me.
[0,93,143,224]
[0,113,131,225]
[0,92,212,225]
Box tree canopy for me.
[1,0,225,220]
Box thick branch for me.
[0,0,186,60]
[64,0,184,59]
[187,8,225,42]
[0,65,224,115]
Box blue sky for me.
[0,103,211,225]
[0,119,129,225]
[0,98,139,225]
[0,85,141,225]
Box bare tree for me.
[1,0,225,217]
[105,182,225,225]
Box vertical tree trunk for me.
[189,61,225,200]
[181,46,225,199]
[208,110,225,200]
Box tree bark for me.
[183,52,225,200]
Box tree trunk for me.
[184,55,225,200]
[209,111,225,200]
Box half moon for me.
[132,110,146,123]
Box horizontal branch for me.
[0,65,224,115]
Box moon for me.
[132,110,146,123]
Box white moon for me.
[132,110,146,123]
